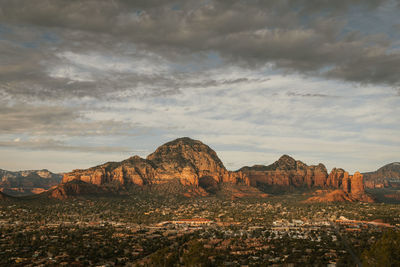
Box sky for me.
[0,0,399,173]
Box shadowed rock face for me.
[0,169,62,196]
[61,137,249,195]
[327,168,347,189]
[48,180,120,200]
[239,155,328,188]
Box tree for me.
[182,240,212,267]
[362,230,400,267]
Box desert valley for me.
[1,0,400,266]
[1,137,399,266]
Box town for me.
[1,194,399,266]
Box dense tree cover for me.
[362,230,400,267]
[1,193,399,265]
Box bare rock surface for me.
[59,137,249,198]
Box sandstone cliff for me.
[239,155,328,189]
[60,137,249,197]
[305,171,374,203]
[240,155,373,202]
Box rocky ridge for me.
[239,155,373,202]
[10,137,378,202]
[239,155,328,188]
[59,137,250,198]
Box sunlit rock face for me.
[305,171,374,203]
[239,155,373,202]
[239,155,329,188]
[62,137,250,191]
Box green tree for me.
[182,240,211,267]
[362,230,400,267]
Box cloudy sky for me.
[0,0,399,173]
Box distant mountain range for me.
[363,162,400,188]
[0,137,398,202]
[0,169,62,196]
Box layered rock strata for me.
[239,155,328,188]
[62,137,249,192]
[239,155,372,202]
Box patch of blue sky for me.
[41,32,60,44]
[171,4,181,11]
[342,1,399,39]
[0,24,12,41]
[21,41,38,48]
[0,24,12,35]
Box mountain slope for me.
[46,180,122,200]
[59,137,250,198]
[36,138,375,202]
[363,162,400,188]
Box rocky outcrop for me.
[239,155,329,189]
[62,156,157,186]
[305,172,374,203]
[60,137,249,198]
[146,138,249,186]
[326,168,348,189]
[240,155,374,202]
[363,162,400,188]
[0,169,62,196]
[350,172,364,197]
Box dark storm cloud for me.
[0,0,400,102]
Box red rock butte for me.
[53,137,374,202]
[61,137,249,196]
